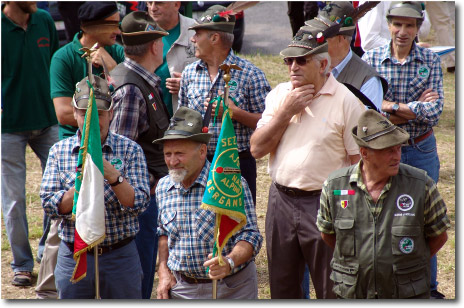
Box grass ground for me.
[1,38,455,301]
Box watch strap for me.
[110,175,123,187]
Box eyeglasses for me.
[283,57,312,66]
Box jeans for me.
[400,132,440,290]
[1,125,59,273]
[303,264,310,299]
[54,240,143,299]
[135,194,158,299]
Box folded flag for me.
[71,81,106,283]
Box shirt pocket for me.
[194,209,215,245]
[334,219,355,257]
[408,76,429,102]
[59,171,76,190]
[160,209,179,241]
[186,88,208,111]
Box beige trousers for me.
[426,1,455,68]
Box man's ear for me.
[319,58,329,74]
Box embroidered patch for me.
[148,92,154,100]
[340,200,349,209]
[228,80,238,92]
[333,190,355,196]
[152,102,157,111]
[399,237,414,254]
[110,157,123,171]
[417,65,430,79]
[397,194,414,211]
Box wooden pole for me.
[94,246,101,299]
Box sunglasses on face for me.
[283,57,312,66]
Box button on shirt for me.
[178,50,271,156]
[362,42,444,138]
[41,131,151,245]
[156,160,263,278]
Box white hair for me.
[313,52,331,75]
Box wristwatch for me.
[391,103,400,114]
[225,256,235,272]
[110,175,124,187]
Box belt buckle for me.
[287,188,297,198]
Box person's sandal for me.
[12,271,32,286]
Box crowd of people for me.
[1,1,453,300]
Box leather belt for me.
[180,273,212,284]
[274,182,321,198]
[63,236,134,255]
[408,129,433,145]
[238,149,252,159]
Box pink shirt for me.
[257,74,365,191]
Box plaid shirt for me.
[178,50,271,156]
[110,58,161,140]
[156,160,263,278]
[317,161,450,238]
[41,131,151,245]
[362,42,444,138]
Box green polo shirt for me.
[50,32,125,139]
[155,21,181,117]
[1,8,59,133]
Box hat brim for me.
[73,96,113,111]
[188,22,235,34]
[387,7,423,19]
[122,31,167,45]
[351,125,410,149]
[280,43,328,58]
[153,132,212,144]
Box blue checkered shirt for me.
[362,42,444,138]
[41,131,151,245]
[110,58,161,140]
[156,160,263,278]
[178,50,271,156]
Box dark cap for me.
[280,25,328,58]
[78,1,119,27]
[387,1,425,20]
[121,11,168,46]
[352,110,409,149]
[72,75,113,111]
[189,5,236,34]
[153,107,212,144]
[306,2,356,38]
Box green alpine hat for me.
[188,5,236,34]
[153,107,212,144]
[352,110,409,149]
[121,11,168,46]
[72,75,113,111]
[306,1,356,38]
[387,1,425,20]
[280,25,328,58]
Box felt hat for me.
[78,1,119,27]
[305,1,356,38]
[72,75,113,111]
[188,5,236,34]
[387,1,425,20]
[153,107,212,144]
[352,110,410,149]
[121,11,168,46]
[280,25,328,58]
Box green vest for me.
[326,164,430,299]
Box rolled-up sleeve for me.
[317,179,335,234]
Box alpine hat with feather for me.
[352,109,409,149]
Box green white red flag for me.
[71,81,106,283]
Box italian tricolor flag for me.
[71,81,106,283]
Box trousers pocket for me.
[330,261,359,298]
[393,262,429,298]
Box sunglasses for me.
[283,57,312,66]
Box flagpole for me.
[95,246,101,299]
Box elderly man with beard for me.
[317,109,450,299]
[154,107,262,299]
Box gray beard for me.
[169,169,188,183]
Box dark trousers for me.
[287,1,320,36]
[266,183,335,299]
[208,150,257,205]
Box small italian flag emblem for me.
[333,190,355,195]
[341,200,349,209]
